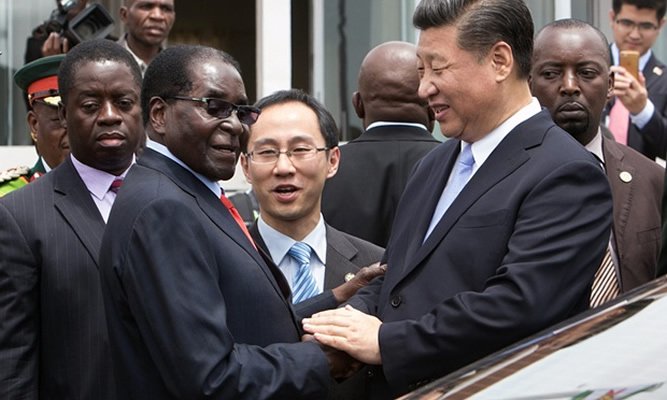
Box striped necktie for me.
[288,242,319,303]
[590,246,620,308]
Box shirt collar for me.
[120,33,151,76]
[70,154,134,200]
[146,139,222,197]
[257,214,328,265]
[366,121,429,132]
[585,129,605,165]
[466,97,541,169]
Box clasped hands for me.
[302,304,383,379]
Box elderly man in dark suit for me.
[531,19,663,304]
[99,46,354,399]
[322,41,440,247]
[304,1,613,399]
[0,39,143,399]
[603,0,667,161]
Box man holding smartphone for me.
[605,0,667,161]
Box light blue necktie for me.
[424,144,475,241]
[288,242,320,303]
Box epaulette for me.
[0,166,31,184]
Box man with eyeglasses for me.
[240,89,385,398]
[605,0,667,161]
[99,46,358,399]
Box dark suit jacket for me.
[346,110,613,399]
[322,125,440,247]
[250,222,383,400]
[0,157,116,399]
[602,134,663,291]
[99,148,332,399]
[603,52,667,160]
[250,223,384,318]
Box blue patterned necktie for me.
[424,144,475,241]
[288,242,319,303]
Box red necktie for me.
[220,194,256,248]
[608,100,629,145]
[109,178,123,194]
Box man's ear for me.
[239,153,253,183]
[58,102,67,129]
[352,91,364,119]
[149,97,168,137]
[608,71,615,102]
[27,111,39,143]
[119,6,128,24]
[489,41,513,83]
[326,146,341,178]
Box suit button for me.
[390,295,402,307]
[367,369,375,378]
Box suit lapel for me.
[53,158,106,267]
[402,112,548,277]
[140,149,292,303]
[602,138,633,267]
[402,143,459,265]
[643,54,664,92]
[324,225,362,289]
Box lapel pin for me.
[653,66,663,76]
[619,171,632,183]
[344,273,355,282]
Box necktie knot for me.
[458,145,475,168]
[288,242,312,266]
[109,178,123,194]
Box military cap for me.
[13,54,65,107]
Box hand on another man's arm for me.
[303,305,382,365]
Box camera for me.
[42,0,114,45]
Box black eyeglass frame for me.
[615,18,659,32]
[166,95,261,125]
[245,146,331,164]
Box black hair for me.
[249,89,339,150]
[413,0,534,79]
[141,45,242,125]
[58,39,142,103]
[613,0,666,20]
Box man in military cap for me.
[0,54,68,197]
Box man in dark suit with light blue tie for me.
[99,46,356,399]
[0,39,144,399]
[303,1,613,399]
[241,89,385,320]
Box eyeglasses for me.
[246,146,330,164]
[166,95,261,125]
[615,18,659,32]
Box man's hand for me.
[331,263,386,303]
[303,305,382,365]
[611,65,648,115]
[41,32,69,57]
[302,334,362,380]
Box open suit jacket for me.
[346,110,613,399]
[322,125,440,247]
[601,133,663,291]
[0,157,116,400]
[603,52,667,160]
[99,148,332,400]
[250,222,383,400]
[249,223,384,319]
